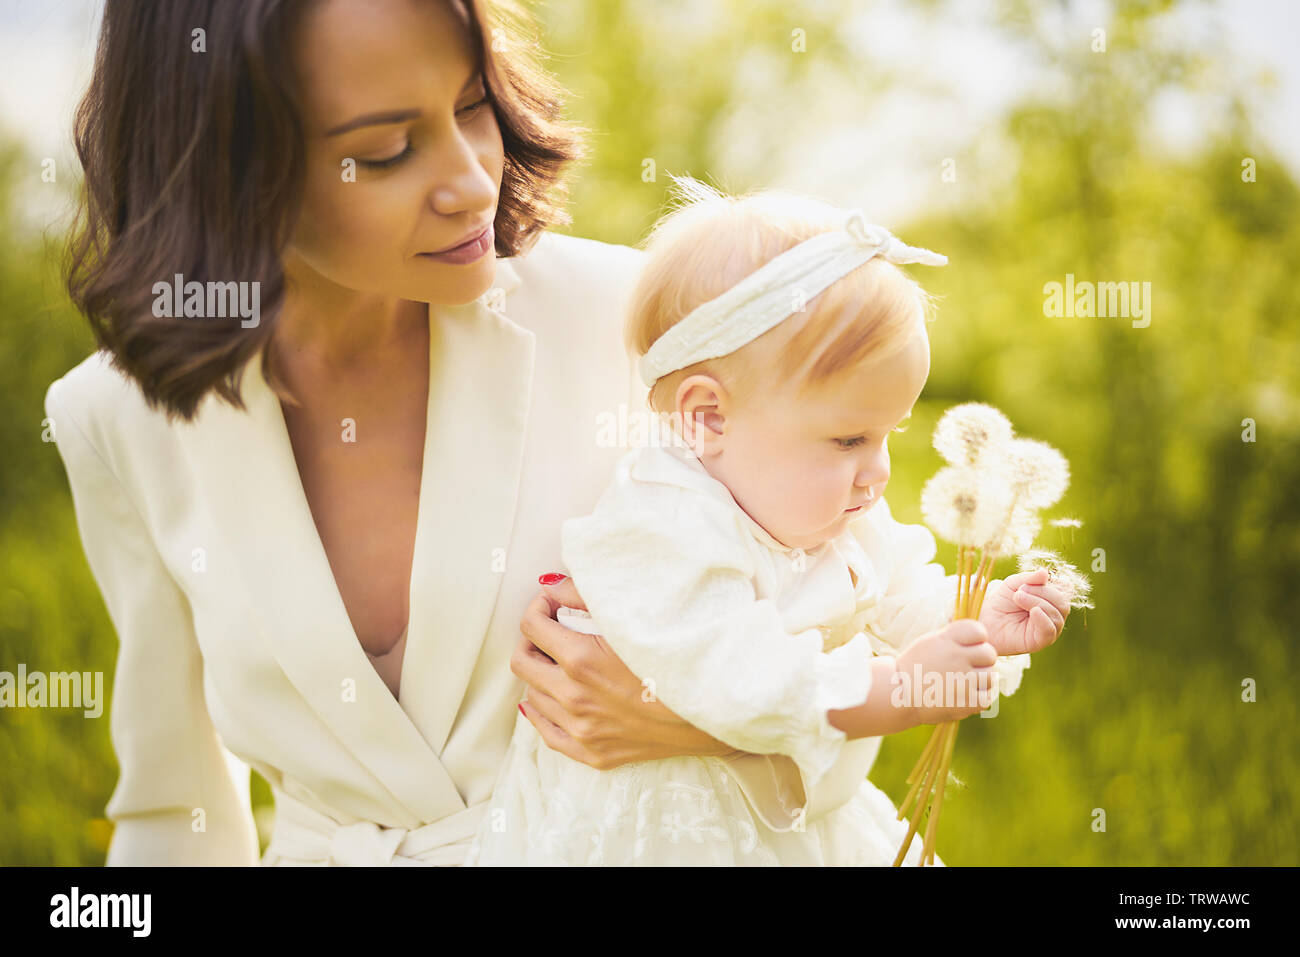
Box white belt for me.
[265,788,487,866]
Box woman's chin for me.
[406,260,498,307]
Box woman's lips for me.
[417,223,493,265]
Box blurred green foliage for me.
[2,0,1295,865]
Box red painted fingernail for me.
[539,573,567,586]
[518,703,526,716]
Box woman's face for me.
[288,0,504,306]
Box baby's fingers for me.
[1013,588,1064,632]
[1021,582,1072,616]
[1029,605,1059,645]
[1002,568,1050,591]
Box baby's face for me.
[684,328,930,551]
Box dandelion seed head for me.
[1018,548,1069,576]
[932,402,1014,467]
[1018,549,1094,609]
[1060,571,1094,610]
[983,503,1040,556]
[999,438,1069,509]
[921,466,1011,545]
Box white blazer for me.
[45,230,886,866]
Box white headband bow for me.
[638,208,947,388]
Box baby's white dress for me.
[466,427,1030,866]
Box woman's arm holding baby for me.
[513,578,736,770]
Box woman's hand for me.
[511,575,739,770]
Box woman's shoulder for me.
[44,350,183,482]
[518,228,646,274]
[47,350,142,435]
[508,229,645,310]
[502,230,650,410]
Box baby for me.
[466,178,1069,866]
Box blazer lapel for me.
[400,259,533,755]
[174,256,533,823]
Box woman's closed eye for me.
[355,96,493,170]
[358,142,415,169]
[457,93,491,120]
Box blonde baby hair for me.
[626,175,937,418]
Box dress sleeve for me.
[560,489,877,794]
[45,379,260,865]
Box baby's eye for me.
[833,436,868,450]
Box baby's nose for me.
[856,467,889,488]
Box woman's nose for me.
[425,135,497,217]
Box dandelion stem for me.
[899,730,943,819]
[971,549,1000,617]
[904,723,943,788]
[893,730,942,867]
[922,721,959,865]
[959,546,974,617]
[956,546,966,618]
[969,550,990,613]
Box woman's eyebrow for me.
[324,68,483,137]
[325,108,422,136]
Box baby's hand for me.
[978,568,1069,656]
[894,620,999,725]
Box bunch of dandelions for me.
[894,402,1089,866]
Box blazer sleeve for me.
[45,378,259,866]
[560,486,878,799]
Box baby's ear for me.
[676,377,726,433]
[695,410,725,437]
[680,405,727,457]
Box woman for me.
[47,0,871,866]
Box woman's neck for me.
[272,257,428,374]
[263,258,431,410]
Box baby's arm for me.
[826,619,1000,737]
[830,657,911,737]
[848,497,1033,697]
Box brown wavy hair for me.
[66,0,587,422]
